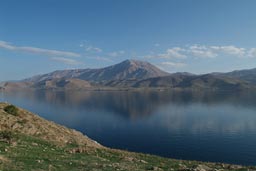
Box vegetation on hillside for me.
[4,105,18,116]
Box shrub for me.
[4,105,18,116]
[0,131,13,142]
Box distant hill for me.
[2,81,34,91]
[132,74,252,90]
[2,59,256,90]
[34,78,92,90]
[215,68,256,85]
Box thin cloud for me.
[108,50,125,57]
[84,46,102,53]
[248,48,256,58]
[164,47,187,59]
[189,45,217,58]
[148,44,256,60]
[189,45,248,58]
[210,45,246,57]
[147,47,187,59]
[51,57,81,65]
[85,56,113,62]
[94,56,113,62]
[0,40,80,57]
[79,42,102,53]
[160,61,187,67]
[154,43,160,47]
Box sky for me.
[1,0,256,81]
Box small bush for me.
[4,105,18,116]
[0,131,13,142]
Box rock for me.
[140,160,148,164]
[123,156,134,162]
[153,166,163,170]
[36,159,42,163]
[67,147,88,154]
[32,142,38,146]
[230,165,243,169]
[146,166,163,171]
[179,163,188,170]
[195,164,213,171]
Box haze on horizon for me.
[1,0,256,81]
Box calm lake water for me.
[1,90,256,165]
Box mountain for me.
[2,59,256,90]
[79,59,170,81]
[216,68,256,85]
[25,59,170,83]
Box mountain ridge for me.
[2,59,256,90]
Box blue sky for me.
[1,0,256,81]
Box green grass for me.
[0,132,254,171]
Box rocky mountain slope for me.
[0,103,254,170]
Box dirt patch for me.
[0,155,9,163]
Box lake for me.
[1,90,256,165]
